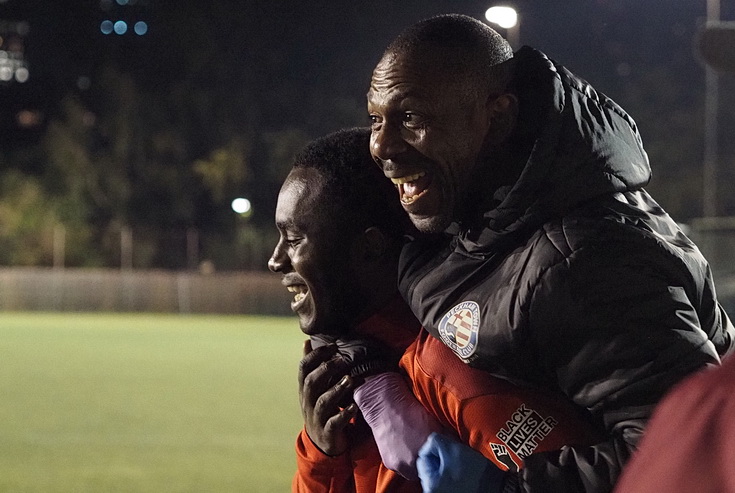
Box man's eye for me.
[369,114,381,126]
[285,238,301,247]
[403,112,423,128]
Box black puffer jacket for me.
[399,47,735,492]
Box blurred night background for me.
[0,0,734,275]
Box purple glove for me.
[417,432,508,493]
[354,372,444,480]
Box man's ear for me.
[486,93,518,144]
[360,226,390,262]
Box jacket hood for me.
[462,47,651,251]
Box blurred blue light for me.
[134,21,148,35]
[114,20,128,35]
[77,76,91,91]
[14,67,29,83]
[0,66,12,82]
[116,0,129,5]
[100,20,114,35]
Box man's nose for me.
[371,123,407,164]
[267,244,288,273]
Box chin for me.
[299,317,338,337]
[298,323,317,336]
[409,212,452,234]
[297,312,319,335]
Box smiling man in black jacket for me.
[364,13,735,493]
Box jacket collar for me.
[352,295,421,353]
[459,47,651,253]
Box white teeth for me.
[390,172,426,185]
[287,285,307,303]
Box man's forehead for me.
[370,50,467,99]
[277,170,320,214]
[285,167,327,193]
[373,51,434,81]
[276,167,337,227]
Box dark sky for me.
[4,0,731,106]
[2,0,734,204]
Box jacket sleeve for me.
[455,390,604,475]
[405,335,603,475]
[292,428,355,493]
[517,244,727,492]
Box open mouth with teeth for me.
[286,284,309,310]
[390,171,432,207]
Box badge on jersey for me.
[437,300,480,359]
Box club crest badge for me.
[437,300,480,359]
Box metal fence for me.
[689,216,735,314]
[0,267,293,315]
[2,218,734,317]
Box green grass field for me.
[0,312,305,492]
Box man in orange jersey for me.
[268,127,600,492]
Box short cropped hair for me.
[385,14,513,93]
[292,127,409,240]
